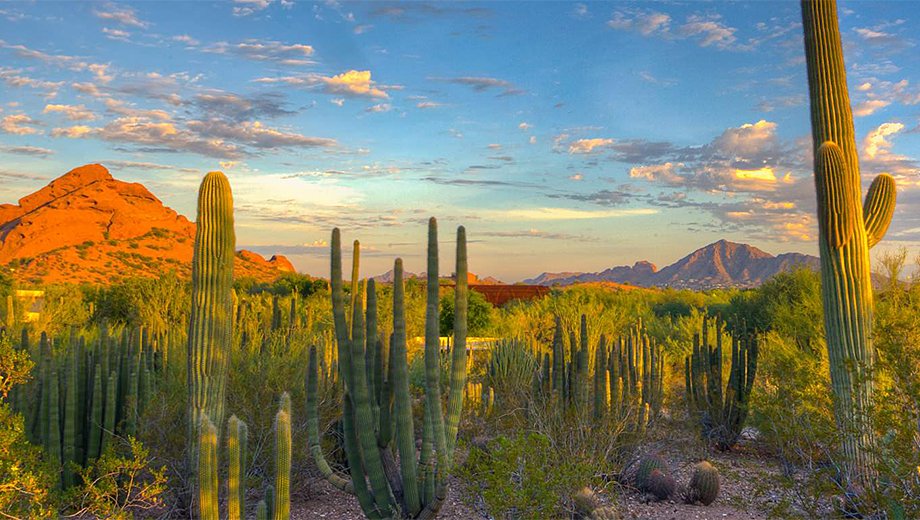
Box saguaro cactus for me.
[186,171,235,488]
[801,0,896,485]
[307,218,469,519]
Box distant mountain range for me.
[523,240,819,290]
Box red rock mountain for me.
[0,164,295,285]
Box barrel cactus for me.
[635,453,668,491]
[573,486,599,518]
[801,0,896,485]
[685,461,720,506]
[647,469,675,501]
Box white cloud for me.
[93,2,149,28]
[493,207,657,221]
[863,122,904,159]
[1,114,41,135]
[43,104,95,121]
[568,138,614,154]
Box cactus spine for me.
[186,171,235,488]
[801,0,896,485]
[307,219,469,518]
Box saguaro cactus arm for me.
[863,173,896,248]
[814,141,856,249]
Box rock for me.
[0,163,295,284]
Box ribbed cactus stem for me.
[187,170,235,487]
[256,500,268,520]
[273,409,291,520]
[63,351,77,488]
[101,371,117,453]
[228,415,246,520]
[48,369,62,486]
[87,365,103,462]
[198,416,219,520]
[392,258,421,515]
[802,0,895,485]
[445,225,468,463]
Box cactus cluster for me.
[801,0,896,486]
[196,394,290,519]
[684,316,758,451]
[306,218,469,519]
[534,316,663,433]
[11,326,160,488]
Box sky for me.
[0,1,918,282]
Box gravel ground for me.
[292,476,484,520]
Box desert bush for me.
[750,332,835,470]
[65,436,168,519]
[440,288,495,336]
[458,432,595,519]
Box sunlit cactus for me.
[186,170,235,489]
[801,0,896,485]
[306,219,469,518]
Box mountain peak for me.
[57,163,114,186]
[0,163,294,284]
[525,240,818,289]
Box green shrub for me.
[65,436,168,519]
[458,432,594,519]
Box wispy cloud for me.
[1,114,41,135]
[203,39,315,66]
[93,2,149,29]
[429,76,524,96]
[43,103,95,121]
[0,145,53,157]
[254,70,391,98]
[491,207,657,221]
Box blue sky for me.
[0,1,918,281]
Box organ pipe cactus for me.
[685,317,758,451]
[307,218,469,519]
[198,416,219,520]
[273,407,291,520]
[801,0,896,485]
[228,415,247,520]
[187,171,235,487]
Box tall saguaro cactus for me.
[307,218,469,519]
[187,171,235,498]
[801,0,896,485]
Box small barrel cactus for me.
[573,486,599,518]
[647,469,676,501]
[590,506,621,520]
[686,461,720,506]
[635,453,668,491]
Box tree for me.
[440,289,493,336]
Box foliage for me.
[89,272,189,336]
[0,332,32,398]
[0,403,58,518]
[65,436,168,519]
[721,268,823,352]
[440,288,494,336]
[750,332,835,470]
[458,432,594,519]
